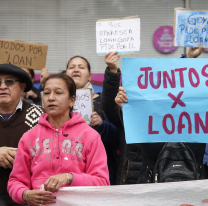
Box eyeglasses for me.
[0,79,21,87]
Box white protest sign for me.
[48,180,208,206]
[73,89,93,124]
[96,16,140,55]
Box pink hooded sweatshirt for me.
[8,112,110,204]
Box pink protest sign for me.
[153,26,177,53]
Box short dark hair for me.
[66,56,91,73]
[43,74,76,111]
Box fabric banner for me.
[48,180,208,206]
[122,58,208,143]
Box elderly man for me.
[0,63,44,206]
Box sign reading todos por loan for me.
[0,39,48,70]
[123,58,208,144]
[96,16,140,55]
[174,8,208,48]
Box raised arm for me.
[102,52,123,129]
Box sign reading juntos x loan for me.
[122,58,208,143]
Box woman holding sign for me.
[102,47,206,185]
[66,56,119,185]
[8,74,110,206]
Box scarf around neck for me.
[83,81,94,95]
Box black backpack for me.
[152,142,199,183]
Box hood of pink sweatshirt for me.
[8,112,109,204]
[38,112,86,130]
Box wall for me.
[0,0,207,74]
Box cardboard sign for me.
[0,39,48,70]
[96,16,140,55]
[73,89,93,125]
[48,180,208,206]
[174,8,208,48]
[122,58,208,144]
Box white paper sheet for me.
[96,17,140,55]
[73,89,93,125]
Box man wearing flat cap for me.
[0,63,44,206]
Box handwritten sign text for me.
[174,9,208,48]
[123,58,208,143]
[0,39,48,70]
[73,89,93,125]
[96,16,140,55]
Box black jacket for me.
[102,67,142,184]
[92,94,119,185]
[27,86,41,105]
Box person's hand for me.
[40,68,49,85]
[44,173,72,193]
[0,147,17,169]
[90,112,103,127]
[187,44,203,58]
[27,90,37,99]
[105,51,120,73]
[23,190,56,206]
[115,86,128,111]
[8,149,17,159]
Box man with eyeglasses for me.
[0,63,44,206]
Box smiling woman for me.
[8,74,110,206]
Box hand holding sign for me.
[115,86,128,111]
[187,44,204,58]
[90,112,103,127]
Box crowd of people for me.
[0,44,207,206]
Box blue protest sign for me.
[122,58,208,143]
[174,8,208,48]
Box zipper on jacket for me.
[52,129,59,175]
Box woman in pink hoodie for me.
[8,74,110,206]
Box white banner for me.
[48,180,208,206]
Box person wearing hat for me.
[0,63,44,206]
